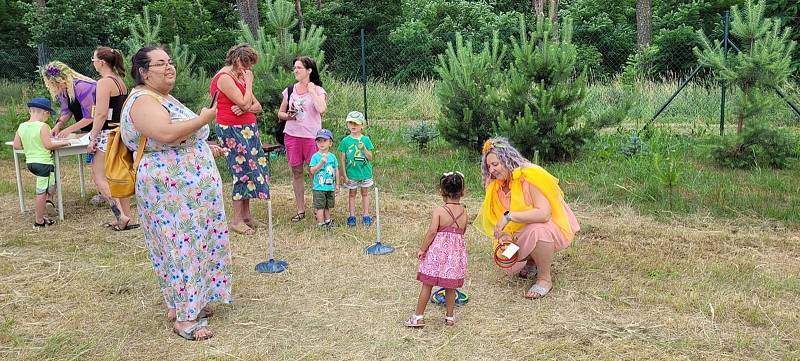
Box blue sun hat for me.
[27,97,56,115]
[315,128,333,140]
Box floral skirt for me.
[217,123,270,200]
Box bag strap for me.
[120,88,166,169]
[133,135,146,171]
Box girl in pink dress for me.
[406,172,467,328]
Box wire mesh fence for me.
[1,16,797,83]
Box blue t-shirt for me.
[310,151,338,191]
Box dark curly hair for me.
[439,171,465,199]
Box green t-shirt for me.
[337,134,374,180]
[16,121,53,165]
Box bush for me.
[712,125,797,169]
[405,121,439,151]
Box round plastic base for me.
[255,259,288,273]
[365,242,394,255]
[430,288,469,306]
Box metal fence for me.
[2,17,797,83]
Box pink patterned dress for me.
[417,205,467,288]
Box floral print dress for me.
[121,89,233,322]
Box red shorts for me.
[284,133,317,167]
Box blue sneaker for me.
[346,216,357,227]
[362,215,373,226]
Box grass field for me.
[0,160,798,360]
[0,78,799,359]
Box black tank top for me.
[104,77,127,130]
[66,95,93,133]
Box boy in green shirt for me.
[337,111,375,227]
[12,98,70,228]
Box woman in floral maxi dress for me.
[122,47,231,340]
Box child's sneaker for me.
[325,219,336,228]
[346,216,357,227]
[362,215,373,226]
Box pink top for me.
[282,84,327,139]
[210,72,257,126]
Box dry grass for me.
[0,159,799,360]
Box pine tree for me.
[694,0,796,134]
[434,33,505,150]
[495,16,589,161]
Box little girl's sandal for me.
[404,314,425,328]
[444,316,456,326]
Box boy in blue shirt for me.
[309,129,340,228]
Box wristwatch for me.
[503,210,511,222]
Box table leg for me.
[78,154,85,198]
[54,152,64,221]
[13,151,24,213]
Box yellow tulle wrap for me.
[476,165,576,249]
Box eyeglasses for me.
[148,59,176,69]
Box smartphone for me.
[210,90,219,108]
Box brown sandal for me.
[290,212,305,222]
[229,222,255,235]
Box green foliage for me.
[712,125,798,169]
[405,121,439,151]
[20,0,131,48]
[168,36,209,110]
[123,7,209,110]
[651,150,682,210]
[621,45,659,83]
[238,0,327,142]
[435,32,504,151]
[695,0,796,132]
[495,17,591,161]
[561,0,636,77]
[146,0,237,72]
[621,132,650,157]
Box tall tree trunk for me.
[635,0,652,48]
[532,0,544,17]
[236,0,260,38]
[549,0,559,25]
[35,0,47,65]
[295,0,304,30]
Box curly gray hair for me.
[480,137,530,184]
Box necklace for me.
[444,202,462,206]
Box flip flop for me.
[525,282,552,299]
[229,222,255,235]
[173,318,212,341]
[111,221,140,231]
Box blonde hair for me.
[40,61,95,100]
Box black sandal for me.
[33,218,55,228]
[291,212,305,222]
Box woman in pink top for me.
[210,44,269,235]
[277,56,328,222]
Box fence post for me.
[360,29,368,124]
[720,11,730,136]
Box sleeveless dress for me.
[209,72,269,201]
[120,89,233,322]
[416,205,468,288]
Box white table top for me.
[5,134,90,154]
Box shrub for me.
[712,125,797,169]
[405,121,439,151]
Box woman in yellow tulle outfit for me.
[475,137,580,299]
